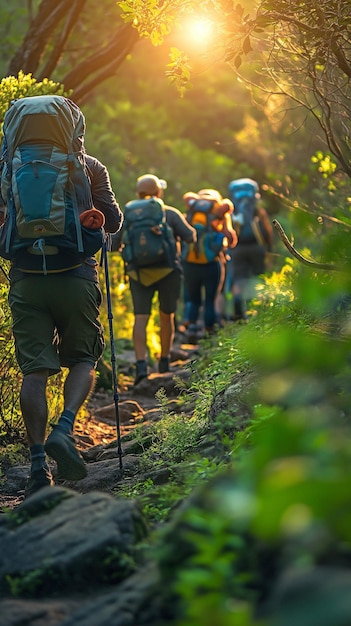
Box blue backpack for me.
[121,197,177,269]
[0,95,105,273]
[228,178,260,243]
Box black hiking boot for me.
[25,467,55,498]
[45,427,87,481]
[158,356,170,374]
[187,324,198,345]
[134,360,148,386]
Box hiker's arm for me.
[222,213,238,248]
[165,206,197,243]
[257,206,274,249]
[86,156,123,234]
[110,227,124,252]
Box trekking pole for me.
[101,238,123,470]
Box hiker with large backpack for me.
[116,173,196,385]
[182,188,237,342]
[228,178,273,321]
[0,95,123,497]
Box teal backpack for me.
[228,178,261,243]
[121,197,177,269]
[0,95,105,273]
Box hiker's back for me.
[182,189,234,264]
[228,177,272,247]
[121,196,177,269]
[0,95,104,273]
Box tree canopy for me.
[1,1,350,179]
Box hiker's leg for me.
[231,246,250,320]
[159,311,175,358]
[44,364,95,482]
[250,243,266,276]
[133,314,149,360]
[129,278,154,362]
[44,363,90,479]
[233,279,248,320]
[9,279,61,491]
[51,362,96,434]
[183,262,202,324]
[20,369,49,447]
[158,270,181,359]
[133,315,149,383]
[63,362,96,414]
[20,369,55,494]
[203,261,222,330]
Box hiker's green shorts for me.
[9,276,105,376]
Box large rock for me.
[0,486,148,596]
[60,563,163,626]
[132,370,191,398]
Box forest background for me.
[1,0,350,346]
[0,0,350,483]
[1,3,351,622]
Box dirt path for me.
[0,337,197,511]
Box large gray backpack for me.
[0,95,104,273]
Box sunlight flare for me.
[182,16,214,46]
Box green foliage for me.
[145,253,351,623]
[84,95,239,210]
[5,570,46,598]
[166,47,192,97]
[0,444,25,481]
[144,387,208,466]
[118,0,186,45]
[311,151,337,180]
[0,275,23,443]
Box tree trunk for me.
[6,0,140,105]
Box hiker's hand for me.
[80,208,105,230]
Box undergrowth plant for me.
[143,388,209,467]
[150,241,351,624]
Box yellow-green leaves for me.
[166,47,192,96]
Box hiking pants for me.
[183,260,224,330]
[230,242,266,281]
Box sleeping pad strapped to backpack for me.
[0,94,105,274]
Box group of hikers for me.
[0,94,273,497]
[114,173,273,385]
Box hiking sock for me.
[158,356,170,374]
[30,444,48,473]
[55,409,76,435]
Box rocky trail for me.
[0,329,253,626]
[0,338,210,626]
[0,339,198,512]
